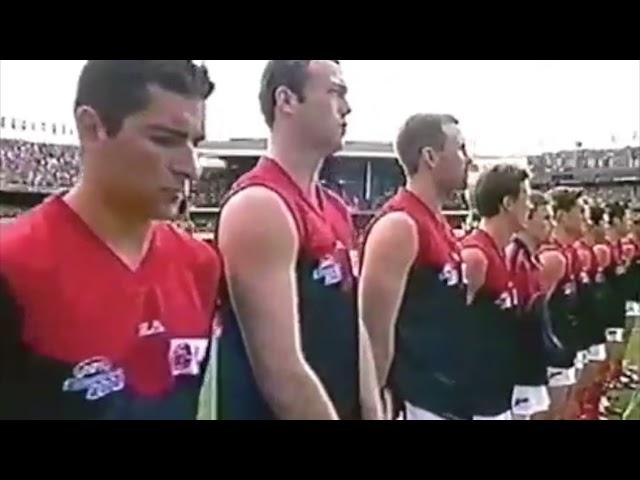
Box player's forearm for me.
[359,322,383,420]
[258,365,339,420]
[361,304,396,387]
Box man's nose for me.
[171,148,198,181]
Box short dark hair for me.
[549,187,584,217]
[473,164,529,219]
[606,201,627,223]
[259,60,340,129]
[75,60,215,137]
[588,204,606,226]
[528,190,549,219]
[395,113,459,176]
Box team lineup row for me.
[1,60,638,420]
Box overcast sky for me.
[1,60,638,155]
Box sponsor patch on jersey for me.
[169,338,208,376]
[439,263,461,287]
[563,282,576,296]
[62,356,125,401]
[313,256,343,286]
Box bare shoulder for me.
[539,249,567,276]
[366,212,418,260]
[368,211,417,243]
[461,245,488,271]
[593,244,611,266]
[219,186,299,261]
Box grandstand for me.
[2,120,639,237]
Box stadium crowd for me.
[1,139,79,191]
[527,146,640,173]
[2,138,639,214]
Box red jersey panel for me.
[462,229,518,310]
[0,197,221,419]
[506,237,542,310]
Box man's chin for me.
[153,203,181,221]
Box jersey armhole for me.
[218,183,306,247]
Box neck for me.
[64,181,152,255]
[516,230,538,252]
[267,126,326,198]
[406,175,445,213]
[608,230,621,243]
[553,225,575,246]
[480,216,513,250]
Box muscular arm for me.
[461,247,488,305]
[358,212,418,389]
[219,187,338,420]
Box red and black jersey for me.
[625,236,640,301]
[602,239,628,329]
[575,239,599,285]
[573,239,609,348]
[506,237,542,311]
[537,239,581,365]
[362,189,471,419]
[217,157,359,420]
[605,239,626,277]
[539,239,582,294]
[461,230,520,416]
[0,197,221,420]
[462,230,518,309]
[621,237,637,267]
[506,237,548,386]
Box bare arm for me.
[461,247,488,305]
[219,187,337,420]
[358,212,418,389]
[577,249,591,275]
[358,320,383,420]
[538,250,566,296]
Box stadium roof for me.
[198,138,527,161]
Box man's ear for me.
[420,146,437,169]
[502,195,515,212]
[274,86,297,116]
[75,106,108,145]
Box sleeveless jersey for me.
[216,157,360,420]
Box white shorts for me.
[574,350,589,370]
[547,366,577,387]
[473,410,513,420]
[606,328,625,343]
[512,385,551,416]
[626,301,640,318]
[404,402,513,420]
[587,343,607,362]
[404,402,446,420]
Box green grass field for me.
[609,314,640,420]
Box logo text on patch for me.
[62,356,125,401]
